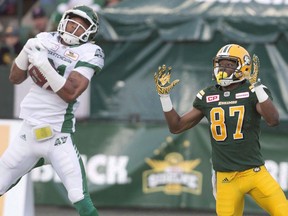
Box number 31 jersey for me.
[193,81,272,172]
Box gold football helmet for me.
[213,44,251,87]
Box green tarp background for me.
[90,0,288,121]
[0,66,14,118]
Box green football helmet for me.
[57,5,99,45]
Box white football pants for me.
[0,120,86,203]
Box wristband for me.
[254,84,269,103]
[39,62,66,92]
[14,49,28,70]
[44,71,66,92]
[159,94,173,112]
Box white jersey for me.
[20,32,104,133]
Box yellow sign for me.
[143,152,203,195]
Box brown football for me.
[28,64,51,90]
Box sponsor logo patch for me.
[206,95,220,103]
[64,50,79,61]
[236,92,249,99]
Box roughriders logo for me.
[143,152,203,195]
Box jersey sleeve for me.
[193,89,206,111]
[36,32,56,43]
[74,44,105,80]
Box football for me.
[28,64,51,90]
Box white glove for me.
[14,38,42,70]
[24,38,42,51]
[24,41,66,92]
[24,40,50,71]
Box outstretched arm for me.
[163,107,204,134]
[154,65,204,134]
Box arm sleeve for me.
[74,46,104,80]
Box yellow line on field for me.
[0,125,10,215]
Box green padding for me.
[0,66,14,119]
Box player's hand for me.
[23,38,41,52]
[24,40,49,73]
[154,65,180,95]
[249,54,260,86]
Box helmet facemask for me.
[57,6,99,45]
[213,57,244,87]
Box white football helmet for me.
[57,5,99,45]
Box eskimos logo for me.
[143,152,203,195]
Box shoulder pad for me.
[196,89,206,100]
[36,32,50,39]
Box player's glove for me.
[248,55,269,103]
[14,38,41,70]
[25,40,49,70]
[24,39,66,92]
[249,54,260,86]
[24,38,42,51]
[154,64,180,95]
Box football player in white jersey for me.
[0,5,104,216]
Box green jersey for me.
[193,81,271,172]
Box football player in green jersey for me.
[154,44,288,215]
